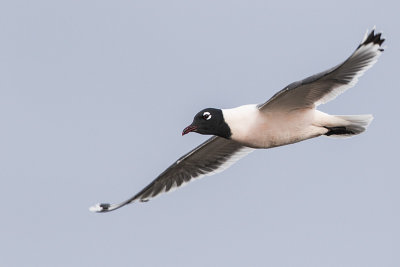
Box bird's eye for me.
[202,111,212,120]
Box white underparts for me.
[222,106,370,149]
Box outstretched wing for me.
[259,29,385,112]
[90,136,253,212]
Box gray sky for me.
[1,0,399,266]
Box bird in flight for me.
[90,29,385,213]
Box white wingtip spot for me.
[361,29,369,43]
[89,203,102,212]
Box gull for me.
[90,29,384,213]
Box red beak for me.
[182,125,198,136]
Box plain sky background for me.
[1,1,399,266]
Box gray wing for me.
[259,29,385,112]
[90,136,253,212]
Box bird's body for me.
[90,29,384,213]
[223,105,371,149]
[223,105,324,148]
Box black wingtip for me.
[361,28,385,48]
[89,203,111,213]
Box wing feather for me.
[259,29,385,112]
[89,136,253,212]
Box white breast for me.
[222,105,325,148]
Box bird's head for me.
[182,108,231,139]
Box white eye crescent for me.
[202,111,212,120]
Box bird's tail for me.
[324,114,373,138]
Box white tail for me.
[325,114,373,138]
